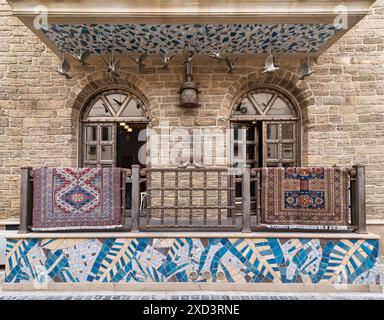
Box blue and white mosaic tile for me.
[5,237,379,285]
[43,23,341,55]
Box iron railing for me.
[130,165,244,231]
[19,164,367,233]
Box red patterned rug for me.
[32,167,124,231]
[260,167,348,229]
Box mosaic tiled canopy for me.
[43,23,341,55]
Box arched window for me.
[80,89,148,168]
[231,87,301,168]
[82,90,147,120]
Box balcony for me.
[18,164,367,234]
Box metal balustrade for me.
[19,164,367,233]
[130,165,242,231]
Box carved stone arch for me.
[66,71,152,121]
[224,70,316,165]
[66,71,154,166]
[223,70,315,122]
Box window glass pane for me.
[267,97,293,115]
[233,126,239,141]
[235,182,242,197]
[251,93,272,112]
[233,144,239,157]
[267,124,278,140]
[85,146,97,160]
[85,126,97,142]
[88,99,112,117]
[282,123,294,140]
[233,98,257,115]
[251,181,256,197]
[267,143,278,159]
[247,145,255,160]
[101,126,112,141]
[106,94,127,113]
[121,99,145,117]
[282,143,293,159]
[247,127,255,141]
[101,145,113,160]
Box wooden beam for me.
[131,165,140,232]
[19,167,33,234]
[352,164,367,234]
[242,165,251,232]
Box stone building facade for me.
[0,0,383,234]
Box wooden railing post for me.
[121,169,127,229]
[19,167,32,234]
[352,164,367,234]
[242,165,251,232]
[131,165,140,232]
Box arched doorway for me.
[80,88,149,211]
[80,88,149,168]
[230,86,301,168]
[230,86,302,211]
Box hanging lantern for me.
[179,44,200,108]
[179,81,200,108]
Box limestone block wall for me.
[0,0,383,222]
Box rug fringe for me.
[260,224,348,231]
[30,225,124,231]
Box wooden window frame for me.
[82,123,115,168]
[79,89,149,168]
[230,87,301,168]
[262,121,297,167]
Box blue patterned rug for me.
[261,167,348,229]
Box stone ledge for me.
[367,219,384,225]
[6,231,380,240]
[0,219,20,225]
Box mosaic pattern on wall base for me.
[5,237,379,285]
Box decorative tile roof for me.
[43,23,340,55]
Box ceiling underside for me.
[44,23,340,55]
